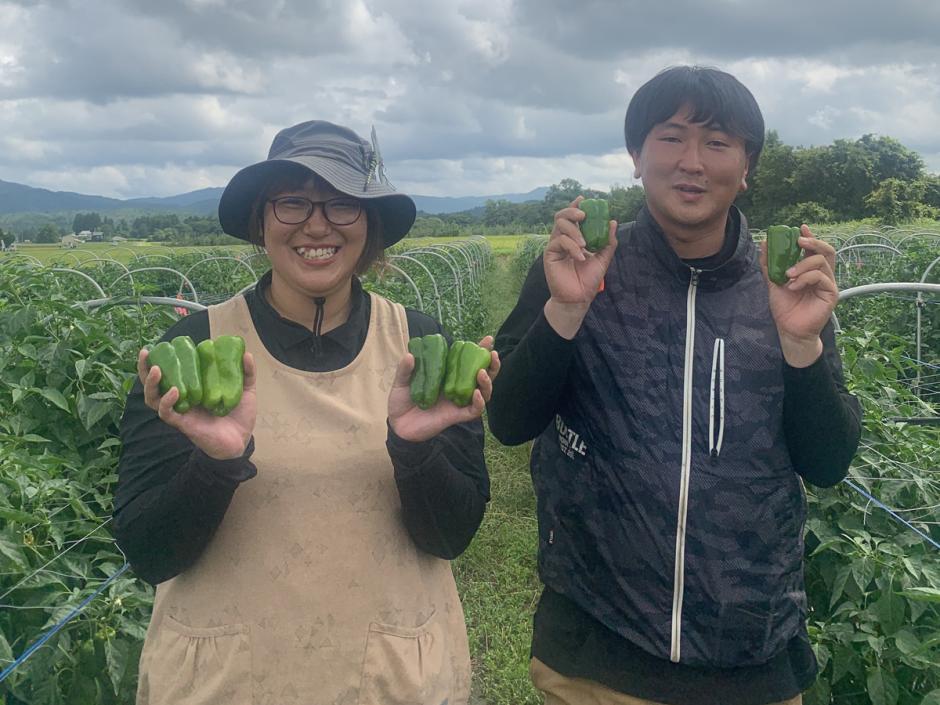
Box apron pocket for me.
[358,609,452,705]
[139,615,252,705]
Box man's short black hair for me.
[625,66,765,172]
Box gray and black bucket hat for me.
[218,120,416,247]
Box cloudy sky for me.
[0,0,938,200]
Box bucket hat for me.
[219,121,416,247]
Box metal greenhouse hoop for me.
[49,268,107,298]
[110,267,199,302]
[389,254,443,322]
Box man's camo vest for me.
[532,206,816,668]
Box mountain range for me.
[0,179,548,217]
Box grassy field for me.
[4,235,533,264]
[454,253,543,705]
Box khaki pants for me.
[530,657,803,705]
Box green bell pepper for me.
[146,336,202,413]
[408,334,449,410]
[767,224,802,285]
[578,198,610,252]
[197,336,246,417]
[443,340,492,407]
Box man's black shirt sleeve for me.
[487,255,577,445]
[113,284,489,585]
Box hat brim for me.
[218,156,416,248]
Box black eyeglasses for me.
[268,196,363,226]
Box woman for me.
[113,120,498,705]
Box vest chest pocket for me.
[358,609,453,705]
[138,615,252,705]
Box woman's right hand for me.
[138,348,257,460]
[543,196,618,338]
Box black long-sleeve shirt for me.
[488,214,861,704]
[113,273,489,585]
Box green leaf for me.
[871,588,905,635]
[0,628,14,664]
[18,433,50,443]
[0,506,35,523]
[0,531,28,569]
[831,644,857,684]
[852,556,875,593]
[901,587,940,603]
[894,628,921,656]
[74,358,88,380]
[39,387,70,412]
[812,642,830,672]
[920,690,940,705]
[867,666,899,705]
[830,564,852,609]
[105,638,129,696]
[76,394,112,430]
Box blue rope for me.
[843,479,940,551]
[0,563,130,684]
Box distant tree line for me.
[408,132,940,236]
[2,132,938,244]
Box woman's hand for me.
[388,335,501,443]
[759,225,839,368]
[543,196,618,339]
[138,348,257,460]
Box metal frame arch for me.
[431,242,477,286]
[371,261,424,312]
[133,253,175,265]
[835,243,903,272]
[388,254,443,321]
[78,296,208,313]
[843,233,896,249]
[914,257,940,396]
[109,267,199,302]
[54,252,86,267]
[0,252,43,267]
[49,268,107,298]
[106,246,139,260]
[180,256,258,291]
[405,248,463,322]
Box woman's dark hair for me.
[246,163,385,275]
[624,66,765,172]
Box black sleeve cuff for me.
[782,351,836,395]
[385,422,443,480]
[189,436,258,488]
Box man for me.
[487,66,861,705]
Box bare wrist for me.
[544,298,590,340]
[779,334,823,368]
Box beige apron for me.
[136,293,471,705]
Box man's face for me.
[631,105,749,237]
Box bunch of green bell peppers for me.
[408,334,492,409]
[146,335,246,416]
[766,224,803,285]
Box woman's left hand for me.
[388,335,501,442]
[759,225,839,368]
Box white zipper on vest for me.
[671,268,699,663]
[709,338,726,460]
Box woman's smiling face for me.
[262,177,368,300]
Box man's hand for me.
[543,196,618,339]
[759,226,838,367]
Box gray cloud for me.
[0,0,937,199]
